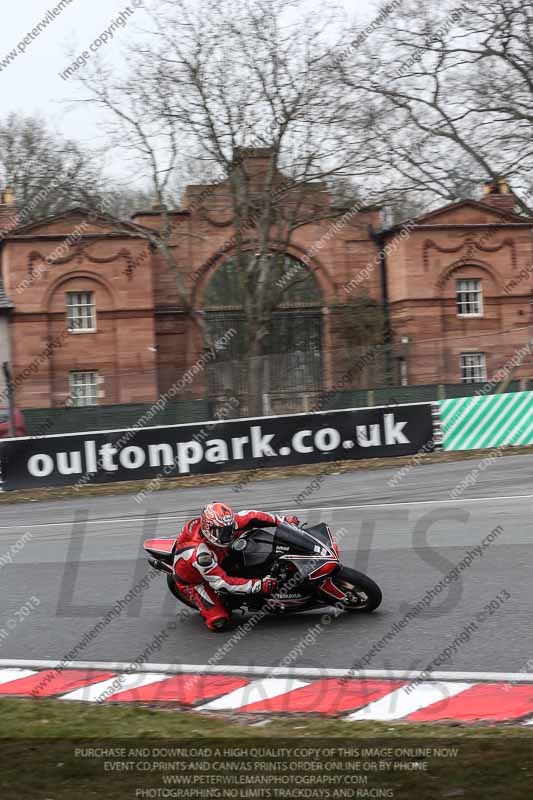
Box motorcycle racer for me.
[172,502,299,631]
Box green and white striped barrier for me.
[439,391,533,451]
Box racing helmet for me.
[200,502,236,547]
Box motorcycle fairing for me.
[231,530,275,568]
[275,521,337,560]
[303,522,340,558]
[144,538,175,564]
[268,592,313,611]
[303,522,337,547]
[278,553,340,581]
[319,578,347,601]
[308,561,338,580]
[274,521,339,581]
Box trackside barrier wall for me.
[439,391,533,451]
[0,403,435,491]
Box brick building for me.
[382,180,533,388]
[0,156,532,413]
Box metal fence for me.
[7,325,533,435]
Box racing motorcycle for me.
[144,520,382,619]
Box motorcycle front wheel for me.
[333,566,382,613]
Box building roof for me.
[385,198,533,235]
[410,198,533,225]
[1,207,157,240]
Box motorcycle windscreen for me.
[275,521,327,555]
[304,523,334,548]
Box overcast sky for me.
[0,0,376,176]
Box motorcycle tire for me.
[333,566,382,613]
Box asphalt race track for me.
[0,454,531,675]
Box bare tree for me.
[0,112,103,228]
[331,295,385,348]
[335,0,533,214]
[0,113,197,343]
[75,0,380,414]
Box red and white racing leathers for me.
[173,510,282,630]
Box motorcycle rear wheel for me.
[333,566,382,613]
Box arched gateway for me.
[202,253,323,413]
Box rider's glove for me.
[253,576,278,594]
[283,515,300,526]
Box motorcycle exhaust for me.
[148,557,173,575]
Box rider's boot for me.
[208,616,234,632]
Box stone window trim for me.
[456,278,483,317]
[66,291,97,332]
[69,371,100,406]
[460,352,487,384]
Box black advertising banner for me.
[0,403,435,491]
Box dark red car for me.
[0,409,26,438]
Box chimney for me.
[232,146,275,176]
[233,146,275,162]
[0,187,19,236]
[481,177,516,212]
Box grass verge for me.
[1,698,532,799]
[2,443,533,506]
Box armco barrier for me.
[439,391,533,451]
[0,403,435,491]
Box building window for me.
[460,353,487,383]
[66,291,96,331]
[456,279,483,316]
[69,371,99,406]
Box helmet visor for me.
[213,524,234,545]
